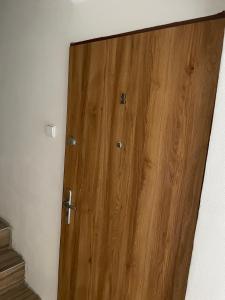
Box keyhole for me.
[120,93,127,104]
[116,142,124,149]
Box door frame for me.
[71,11,225,47]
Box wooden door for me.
[58,18,225,300]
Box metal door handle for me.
[63,190,76,225]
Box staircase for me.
[0,218,40,299]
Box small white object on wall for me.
[45,125,56,138]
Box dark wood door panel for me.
[58,18,225,300]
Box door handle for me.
[63,190,76,225]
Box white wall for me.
[0,1,224,299]
[185,36,225,300]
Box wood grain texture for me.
[0,218,41,299]
[0,219,10,231]
[58,18,225,300]
[0,249,25,295]
[1,283,40,300]
[0,230,11,250]
[0,219,11,249]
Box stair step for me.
[0,218,11,249]
[0,249,25,295]
[1,283,40,299]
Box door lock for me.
[63,190,76,225]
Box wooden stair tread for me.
[1,283,40,299]
[0,226,11,250]
[0,249,24,273]
[0,249,25,295]
[0,218,40,298]
[0,219,10,231]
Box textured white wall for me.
[0,1,224,299]
[185,36,225,300]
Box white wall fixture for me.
[45,125,56,138]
